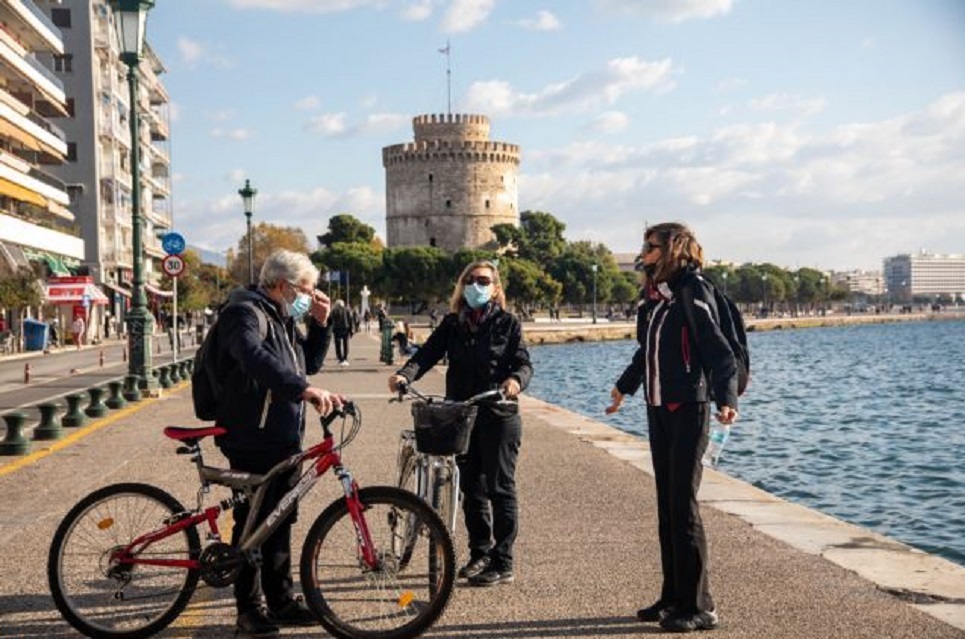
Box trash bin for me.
[23,319,49,352]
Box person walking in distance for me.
[330,299,353,366]
[606,222,738,633]
[71,315,85,349]
[211,249,344,638]
[388,259,533,587]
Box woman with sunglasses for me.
[606,222,739,633]
[388,259,533,587]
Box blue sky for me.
[146,0,965,271]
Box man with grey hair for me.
[211,249,343,637]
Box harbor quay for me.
[0,335,963,638]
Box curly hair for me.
[644,222,704,283]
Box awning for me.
[145,283,174,298]
[0,177,46,208]
[102,281,132,298]
[0,241,30,272]
[22,247,71,276]
[45,280,109,305]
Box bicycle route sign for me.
[161,231,186,256]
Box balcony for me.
[0,0,65,55]
[0,36,67,111]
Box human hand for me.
[388,374,408,394]
[605,387,624,414]
[501,377,521,399]
[308,289,331,325]
[715,406,738,425]
[302,387,344,416]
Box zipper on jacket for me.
[258,390,271,429]
[681,326,691,373]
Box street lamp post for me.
[238,179,257,286]
[112,0,156,394]
[591,263,598,324]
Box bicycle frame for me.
[400,433,461,533]
[110,415,380,574]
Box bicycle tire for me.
[48,483,201,639]
[300,486,456,639]
[395,447,420,569]
[431,463,455,534]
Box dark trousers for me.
[334,332,350,362]
[226,449,299,614]
[647,403,714,614]
[457,414,521,570]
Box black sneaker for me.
[237,608,280,638]
[468,567,515,587]
[659,609,719,633]
[457,556,491,579]
[268,596,316,627]
[636,600,673,622]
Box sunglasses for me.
[642,241,664,254]
[464,275,493,286]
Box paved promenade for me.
[0,333,963,638]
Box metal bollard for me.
[84,387,109,418]
[61,394,88,428]
[106,381,127,410]
[157,366,172,389]
[99,350,105,367]
[0,412,30,456]
[380,319,395,365]
[33,403,63,441]
[23,363,30,384]
[122,375,142,402]
[168,363,180,384]
[123,347,128,362]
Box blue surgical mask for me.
[287,292,312,319]
[463,283,492,309]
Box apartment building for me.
[0,1,80,284]
[39,0,172,326]
[883,251,965,303]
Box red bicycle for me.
[47,403,456,639]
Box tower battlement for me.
[412,113,490,143]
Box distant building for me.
[883,251,965,302]
[383,113,520,252]
[831,270,884,297]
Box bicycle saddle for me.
[163,426,227,442]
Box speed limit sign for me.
[162,254,185,277]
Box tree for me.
[501,258,561,310]
[317,214,377,249]
[158,250,228,312]
[380,246,451,310]
[312,241,383,306]
[0,266,43,312]
[228,222,311,284]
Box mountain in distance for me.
[188,245,226,267]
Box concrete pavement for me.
[0,333,963,638]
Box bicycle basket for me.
[411,401,478,455]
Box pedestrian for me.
[362,308,372,333]
[71,315,85,349]
[387,259,533,587]
[605,222,739,633]
[210,249,344,637]
[330,299,352,366]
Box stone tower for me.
[383,113,520,251]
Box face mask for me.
[463,283,492,309]
[287,292,312,319]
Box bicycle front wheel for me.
[48,483,200,639]
[300,486,455,639]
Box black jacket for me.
[616,270,739,411]
[396,305,533,418]
[214,287,328,454]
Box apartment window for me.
[51,8,72,28]
[54,54,73,73]
[445,199,451,208]
[66,142,77,162]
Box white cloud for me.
[225,0,384,13]
[463,56,678,116]
[516,10,562,31]
[716,77,748,92]
[441,0,494,33]
[400,0,433,21]
[211,128,251,140]
[596,0,734,23]
[305,112,408,137]
[294,95,322,111]
[176,37,232,69]
[749,93,827,117]
[587,111,630,133]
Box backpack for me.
[680,276,750,396]
[192,302,269,421]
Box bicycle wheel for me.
[48,483,200,639]
[300,486,455,639]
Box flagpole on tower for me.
[439,40,451,115]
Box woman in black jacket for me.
[606,222,738,633]
[388,259,533,587]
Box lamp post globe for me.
[238,179,257,285]
[111,0,156,393]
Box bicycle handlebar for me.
[391,382,508,407]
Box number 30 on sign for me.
[162,254,185,277]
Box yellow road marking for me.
[0,382,190,478]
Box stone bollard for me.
[62,394,88,428]
[106,381,127,410]
[33,403,63,441]
[84,387,109,418]
[158,366,172,389]
[0,412,30,455]
[122,375,142,402]
[168,363,180,384]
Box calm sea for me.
[526,319,965,567]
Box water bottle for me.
[702,423,731,468]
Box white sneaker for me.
[340,360,350,366]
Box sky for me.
[145,0,965,272]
